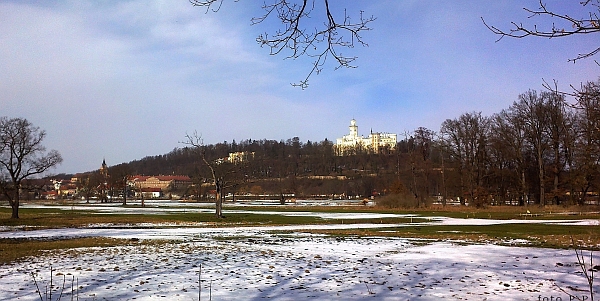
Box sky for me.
[1,0,598,175]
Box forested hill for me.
[113,137,408,200]
[120,137,400,178]
[89,83,599,206]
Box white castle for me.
[335,119,397,155]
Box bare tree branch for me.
[189,0,231,13]
[482,0,600,63]
[190,0,375,88]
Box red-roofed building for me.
[42,190,58,200]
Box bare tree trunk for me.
[521,170,527,207]
[459,166,466,206]
[537,147,545,206]
[215,179,223,218]
[10,188,20,219]
[411,164,419,207]
[11,199,19,219]
[552,145,560,205]
[280,192,285,205]
[441,152,447,207]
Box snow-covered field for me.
[1,228,598,300]
[1,203,598,300]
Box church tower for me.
[99,159,108,178]
[99,159,109,202]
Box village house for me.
[136,187,162,199]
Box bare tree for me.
[490,109,530,205]
[440,112,490,207]
[440,119,467,205]
[76,173,101,203]
[573,80,600,205]
[0,117,62,219]
[511,90,569,206]
[190,0,376,88]
[183,132,231,218]
[483,0,600,63]
[412,127,435,206]
[514,91,549,205]
[107,164,131,205]
[545,93,573,205]
[184,132,221,217]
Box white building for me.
[335,119,397,155]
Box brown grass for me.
[305,228,600,250]
[0,237,139,265]
[1,203,598,265]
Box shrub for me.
[376,193,419,209]
[377,180,420,209]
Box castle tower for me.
[349,119,358,138]
[335,119,397,156]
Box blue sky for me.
[1,0,597,174]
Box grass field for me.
[1,203,599,264]
[1,202,598,300]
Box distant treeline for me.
[106,81,599,207]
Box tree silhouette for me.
[0,117,62,218]
[483,0,600,63]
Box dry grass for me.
[387,204,600,220]
[305,223,600,250]
[0,207,176,228]
[0,237,139,265]
[1,203,598,265]
[415,204,600,214]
